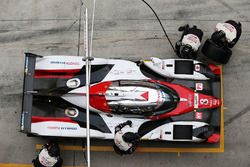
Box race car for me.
[21,53,222,143]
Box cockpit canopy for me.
[105,80,179,116]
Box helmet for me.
[211,30,226,47]
[122,132,139,143]
[179,44,195,59]
[48,143,60,157]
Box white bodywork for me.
[31,113,207,142]
[35,55,211,81]
[35,56,148,81]
[142,121,207,142]
[31,114,145,138]
[144,57,210,80]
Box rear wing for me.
[20,53,42,133]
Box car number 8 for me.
[200,99,208,105]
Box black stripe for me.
[33,95,111,133]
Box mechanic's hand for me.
[126,120,132,127]
[178,24,189,31]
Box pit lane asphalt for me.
[0,0,250,167]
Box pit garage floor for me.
[0,0,250,167]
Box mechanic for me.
[212,20,242,48]
[175,24,204,59]
[32,140,63,167]
[113,120,141,155]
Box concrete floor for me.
[0,0,250,166]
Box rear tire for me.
[202,39,232,64]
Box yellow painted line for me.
[36,144,223,153]
[36,145,114,151]
[136,147,223,153]
[219,65,225,152]
[35,66,225,154]
[36,144,113,152]
[0,164,31,167]
[0,164,85,167]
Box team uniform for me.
[33,142,63,167]
[212,20,242,48]
[113,121,141,155]
[175,25,203,59]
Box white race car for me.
[21,53,222,143]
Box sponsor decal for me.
[66,62,80,65]
[50,61,80,65]
[213,99,220,106]
[187,34,199,43]
[126,69,137,74]
[210,99,213,107]
[195,83,203,91]
[112,69,137,75]
[180,98,188,102]
[195,64,200,71]
[60,127,77,130]
[195,112,203,120]
[223,23,236,32]
[47,126,77,130]
[194,93,199,109]
[47,126,60,130]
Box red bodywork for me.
[35,69,81,78]
[88,80,221,120]
[89,81,112,112]
[149,80,220,119]
[208,64,221,75]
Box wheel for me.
[202,39,232,64]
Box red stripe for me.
[32,116,77,124]
[35,69,81,78]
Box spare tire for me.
[202,39,232,64]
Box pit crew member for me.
[113,120,141,155]
[32,140,63,167]
[175,24,203,59]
